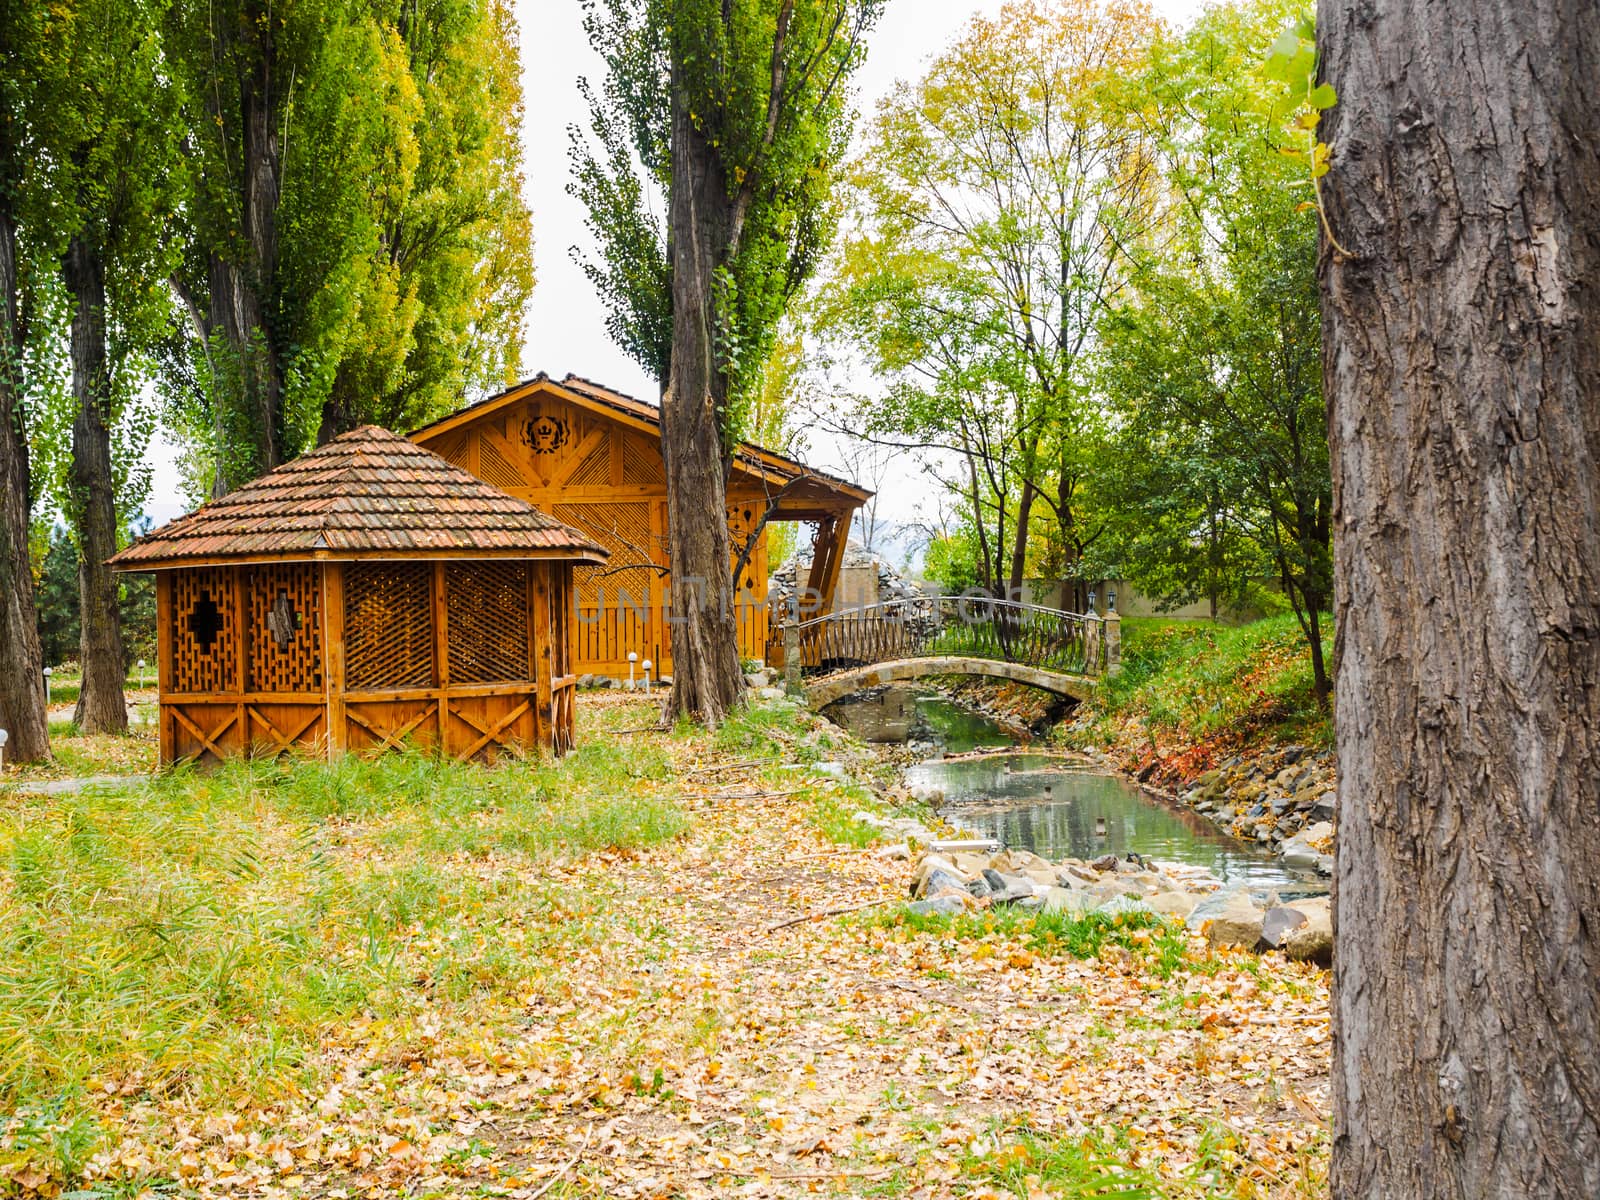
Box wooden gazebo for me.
[109,426,607,764]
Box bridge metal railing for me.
[766,595,1102,678]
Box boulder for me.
[1187,887,1266,949]
[1281,821,1335,869]
[1260,904,1309,948]
[981,869,1035,903]
[911,855,967,897]
[1311,791,1337,822]
[909,895,968,916]
[1282,897,1333,965]
[757,686,787,701]
[990,849,1052,874]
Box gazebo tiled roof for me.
[109,425,609,569]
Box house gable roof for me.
[109,425,609,570]
[408,373,873,509]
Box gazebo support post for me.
[532,563,554,752]
[156,572,174,763]
[432,562,450,748]
[322,563,347,760]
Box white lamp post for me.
[0,728,8,772]
[137,658,147,691]
[641,658,653,694]
[627,650,638,691]
[42,666,52,706]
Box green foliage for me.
[875,905,1188,976]
[1091,1,1331,694]
[33,525,80,666]
[816,0,1160,593]
[32,521,157,671]
[572,0,880,446]
[1262,12,1345,254]
[0,748,685,1137]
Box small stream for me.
[826,685,1319,893]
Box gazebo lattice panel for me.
[171,566,239,694]
[346,563,434,688]
[447,562,531,684]
[247,563,324,693]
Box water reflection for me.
[913,753,1312,890]
[824,684,1317,892]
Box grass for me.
[1071,614,1332,751]
[867,905,1190,977]
[0,741,687,1142]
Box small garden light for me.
[641,658,653,694]
[0,727,8,772]
[42,666,52,705]
[138,658,147,691]
[627,650,638,690]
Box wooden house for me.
[108,426,607,764]
[409,374,871,678]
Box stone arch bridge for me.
[771,596,1118,708]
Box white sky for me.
[146,0,1208,548]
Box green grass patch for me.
[1073,614,1331,748]
[959,1124,1163,1197]
[0,745,686,1162]
[866,906,1190,976]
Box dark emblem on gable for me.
[522,408,570,455]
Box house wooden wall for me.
[155,560,576,764]
[421,392,771,676]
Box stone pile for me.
[904,845,1331,964]
[768,540,926,615]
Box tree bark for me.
[661,71,744,724]
[63,235,127,734]
[1319,1,1600,1195]
[0,200,50,763]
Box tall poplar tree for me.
[573,0,881,723]
[164,0,533,491]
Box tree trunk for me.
[1006,477,1035,603]
[0,202,50,763]
[1319,1,1600,1195]
[661,72,743,724]
[63,236,127,734]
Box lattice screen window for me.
[446,563,530,683]
[247,563,323,693]
[172,567,239,693]
[345,563,434,688]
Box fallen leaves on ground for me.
[0,695,1329,1198]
